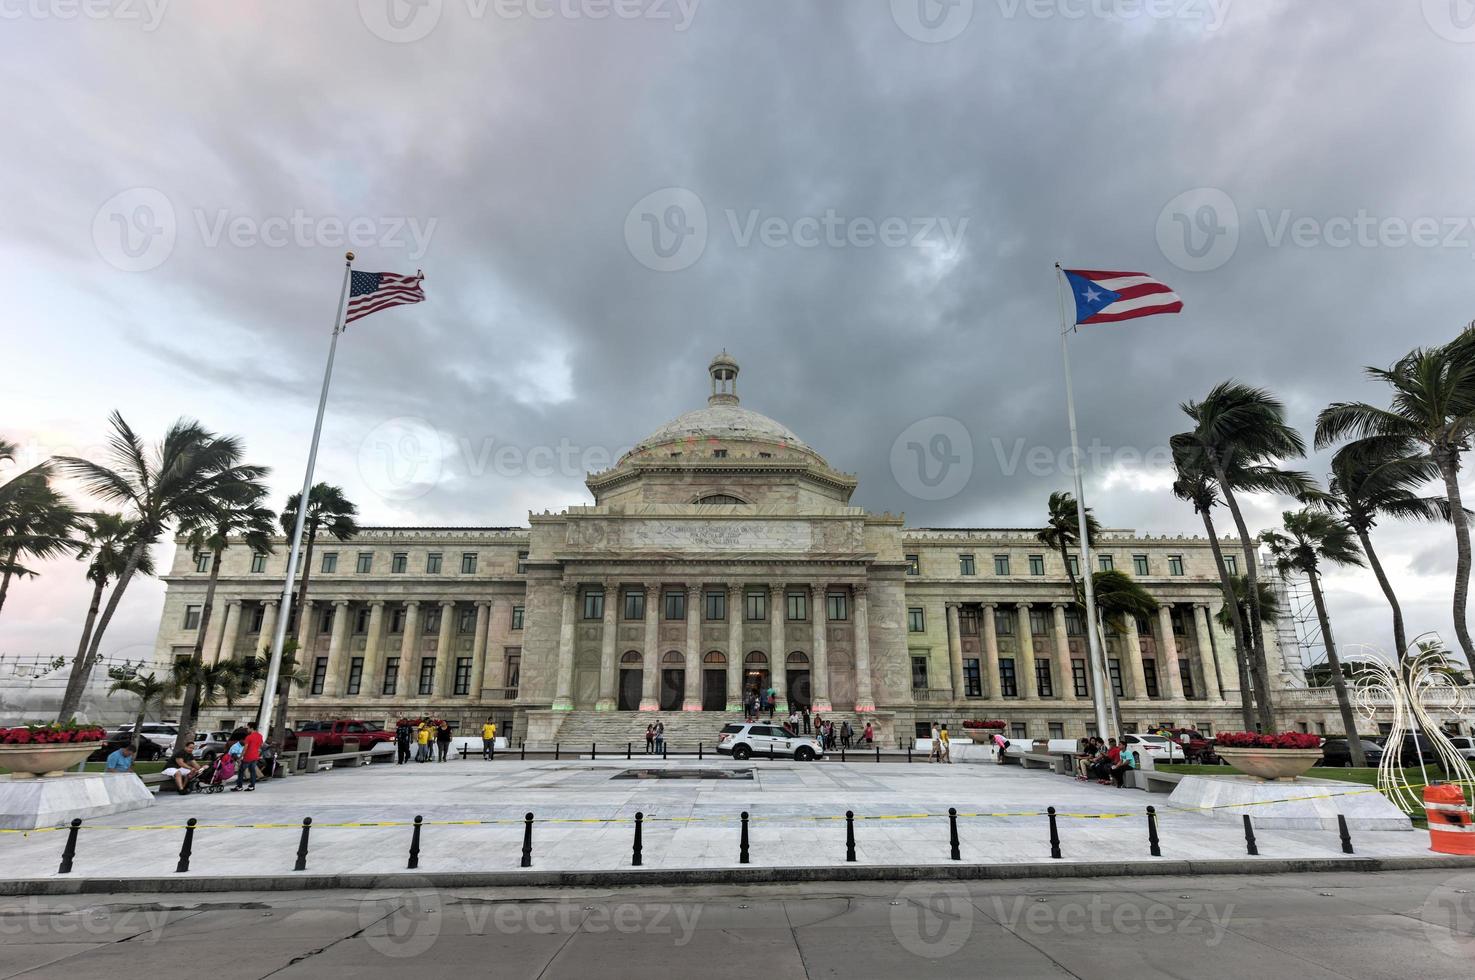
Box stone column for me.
[1051,603,1077,700]
[257,601,279,661]
[981,603,1000,700]
[809,583,832,712]
[471,600,491,699]
[726,584,744,711]
[683,585,702,710]
[295,598,317,660]
[1015,603,1038,700]
[434,600,457,696]
[1123,612,1148,700]
[944,602,965,700]
[361,601,386,697]
[597,583,618,711]
[202,594,230,662]
[769,585,787,711]
[1158,604,1185,700]
[1195,604,1223,701]
[399,601,420,701]
[323,600,350,696]
[640,586,660,710]
[213,600,242,663]
[853,584,875,711]
[553,585,576,710]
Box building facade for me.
[155,353,1324,743]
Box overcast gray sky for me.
[3,0,1473,670]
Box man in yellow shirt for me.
[939,725,952,763]
[416,722,432,763]
[481,718,497,760]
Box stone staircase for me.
[546,709,894,750]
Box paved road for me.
[3,869,1475,979]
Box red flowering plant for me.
[1213,731,1322,750]
[961,720,1008,730]
[1,723,107,745]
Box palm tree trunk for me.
[1306,567,1365,765]
[57,539,145,722]
[1209,462,1277,730]
[291,525,317,630]
[0,545,21,618]
[69,577,106,693]
[1436,450,1475,665]
[1199,507,1257,731]
[1355,526,1409,665]
[130,704,147,757]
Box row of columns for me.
[943,600,1225,703]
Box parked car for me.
[716,722,824,761]
[1449,735,1475,761]
[280,719,394,755]
[1161,728,1215,763]
[1122,733,1186,763]
[1381,732,1443,768]
[87,731,165,763]
[192,730,235,760]
[114,722,180,753]
[1319,738,1384,768]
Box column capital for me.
[645,584,659,599]
[769,582,785,596]
[560,582,577,597]
[1051,601,1068,609]
[686,583,702,598]
[475,599,493,609]
[981,600,997,610]
[261,598,279,608]
[945,599,959,609]
[368,599,386,609]
[727,582,743,597]
[403,598,420,608]
[1014,600,1031,609]
[439,598,457,608]
[333,598,351,608]
[853,582,868,597]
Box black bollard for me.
[1047,806,1062,859]
[408,815,423,869]
[521,812,534,867]
[1242,814,1258,856]
[294,817,312,871]
[876,745,881,763]
[845,810,857,862]
[740,811,750,864]
[592,742,597,760]
[555,743,560,761]
[948,807,961,861]
[520,741,526,761]
[841,745,846,762]
[175,817,197,873]
[57,818,81,875]
[627,741,632,760]
[907,745,912,764]
[632,812,643,867]
[1338,814,1354,854]
[699,742,703,760]
[663,742,667,760]
[1147,806,1161,857]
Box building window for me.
[907,607,925,632]
[1048,722,1065,740]
[458,607,477,633]
[422,607,440,634]
[1029,608,1050,635]
[322,552,338,573]
[1028,555,1045,576]
[1171,608,1187,635]
[999,658,1018,697]
[418,658,436,695]
[959,554,976,576]
[1035,659,1053,697]
[460,552,478,574]
[426,552,442,574]
[963,659,982,697]
[354,607,371,634]
[1064,608,1084,636]
[1109,659,1124,697]
[1137,615,1153,638]
[1143,660,1160,698]
[906,554,920,576]
[624,590,645,620]
[826,592,848,621]
[704,591,726,621]
[1224,554,1237,575]
[583,589,605,620]
[250,553,267,574]
[355,552,373,574]
[711,449,728,459]
[391,553,408,574]
[516,550,529,573]
[787,592,809,621]
[959,606,979,636]
[183,605,202,630]
[911,656,928,691]
[390,607,406,634]
[295,552,304,572]
[382,657,399,696]
[1197,721,1213,736]
[1179,660,1196,698]
[505,649,521,693]
[248,606,265,633]
[1066,555,1079,578]
[1133,554,1149,576]
[1011,722,1027,739]
[311,657,328,695]
[745,591,767,622]
[664,591,686,621]
[194,552,211,573]
[993,555,1010,576]
[1072,660,1088,697]
[454,657,472,695]
[1098,554,1114,572]
[511,605,524,630]
[995,609,1014,635]
[346,657,363,695]
[319,606,335,633]
[1168,555,1185,576]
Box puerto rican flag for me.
[1063,269,1183,325]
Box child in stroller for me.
[186,752,236,794]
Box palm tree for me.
[1317,345,1475,664]
[278,483,357,639]
[242,642,308,737]
[1036,490,1100,606]
[1315,436,1449,665]
[53,412,264,722]
[1091,569,1159,730]
[1211,572,1282,731]
[1175,382,1315,730]
[0,461,79,619]
[170,658,247,743]
[169,486,275,755]
[70,513,156,698]
[1262,509,1367,764]
[108,671,168,756]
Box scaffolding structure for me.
[1260,553,1321,686]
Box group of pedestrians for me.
[1075,736,1138,787]
[395,717,453,764]
[775,710,872,750]
[643,721,666,753]
[928,723,952,763]
[110,722,267,794]
[743,688,776,721]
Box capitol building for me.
[153,353,1315,744]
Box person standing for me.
[654,720,665,754]
[233,722,264,791]
[801,706,811,735]
[395,718,412,765]
[929,723,942,763]
[416,721,432,762]
[644,724,655,755]
[862,721,873,746]
[939,725,951,763]
[481,717,497,760]
[435,720,452,762]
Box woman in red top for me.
[233,721,264,791]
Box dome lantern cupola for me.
[708,350,739,406]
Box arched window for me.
[695,493,746,505]
[787,651,810,666]
[703,651,727,665]
[745,651,768,666]
[620,651,642,665]
[662,650,685,666]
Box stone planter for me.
[964,730,999,743]
[0,742,102,779]
[1216,747,1323,781]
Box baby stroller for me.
[189,753,236,794]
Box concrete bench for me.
[305,751,371,773]
[1124,769,1185,793]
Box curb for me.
[6,854,1475,896]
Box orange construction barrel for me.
[1424,783,1475,855]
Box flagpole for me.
[257,251,354,738]
[1055,262,1114,741]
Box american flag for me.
[1063,269,1182,325]
[345,270,426,326]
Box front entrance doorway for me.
[702,651,727,711]
[744,652,770,707]
[787,651,811,712]
[659,651,685,710]
[618,652,642,710]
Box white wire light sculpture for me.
[1346,639,1475,814]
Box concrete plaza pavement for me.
[0,756,1458,889]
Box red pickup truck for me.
[281,720,394,755]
